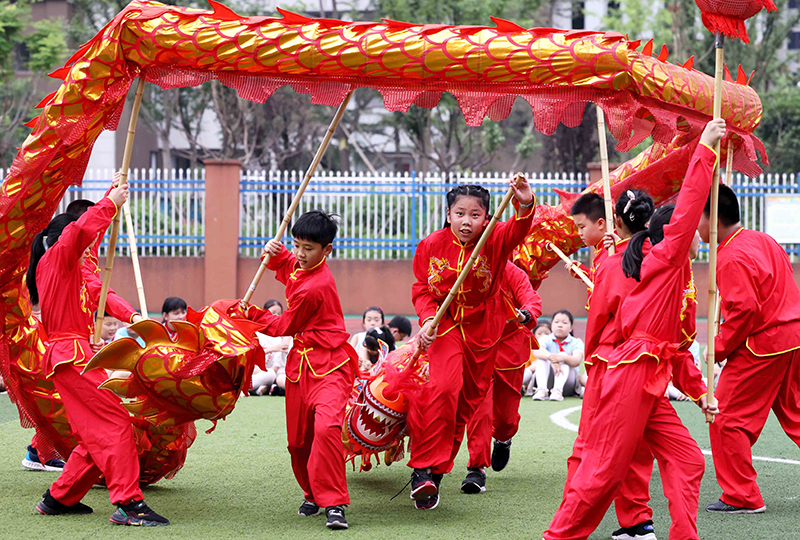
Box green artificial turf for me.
[1,393,798,539]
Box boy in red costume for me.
[544,120,724,540]
[408,178,535,510]
[244,210,357,530]
[463,260,542,493]
[29,182,168,526]
[699,184,800,514]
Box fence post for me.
[411,170,418,256]
[203,159,242,304]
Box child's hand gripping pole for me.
[94,77,147,344]
[547,242,594,290]
[241,90,354,305]
[412,175,528,361]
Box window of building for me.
[789,31,800,50]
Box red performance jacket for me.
[497,261,542,369]
[715,227,800,361]
[610,144,716,398]
[412,203,535,352]
[245,246,356,382]
[573,240,609,310]
[38,197,136,376]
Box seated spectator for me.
[531,310,584,401]
[100,314,120,344]
[523,322,552,396]
[358,325,395,374]
[252,299,292,396]
[161,296,188,330]
[388,315,412,345]
[348,306,384,351]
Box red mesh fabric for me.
[695,0,777,43]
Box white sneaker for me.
[532,388,549,401]
[549,389,564,401]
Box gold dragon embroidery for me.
[428,257,449,297]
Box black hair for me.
[263,299,284,313]
[442,184,491,228]
[622,204,675,282]
[704,184,740,227]
[291,210,338,246]
[388,315,412,337]
[362,306,385,324]
[364,325,396,364]
[26,213,79,306]
[615,189,654,234]
[65,199,95,217]
[534,321,551,333]
[161,296,187,314]
[570,193,605,222]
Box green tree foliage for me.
[0,1,67,166]
[756,80,800,173]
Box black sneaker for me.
[325,506,348,530]
[612,520,656,540]
[35,489,93,515]
[298,500,322,517]
[414,473,442,510]
[410,469,438,501]
[491,439,512,472]
[109,500,169,526]
[461,468,486,494]
[705,499,766,514]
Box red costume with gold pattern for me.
[465,261,541,468]
[710,227,800,509]
[408,202,534,474]
[545,144,714,540]
[245,245,357,508]
[38,197,142,507]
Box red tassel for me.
[701,13,750,44]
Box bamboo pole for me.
[705,33,725,423]
[409,178,526,363]
[547,242,594,290]
[242,90,354,304]
[123,201,148,316]
[596,107,615,255]
[93,77,146,343]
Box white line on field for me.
[549,405,800,466]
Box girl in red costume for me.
[408,177,535,510]
[28,181,169,527]
[544,119,724,540]
[464,260,542,493]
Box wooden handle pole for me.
[596,107,615,255]
[94,77,146,342]
[123,201,148,317]
[411,180,527,361]
[547,242,594,290]
[242,91,354,305]
[706,33,725,423]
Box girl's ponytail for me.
[622,229,650,282]
[25,213,78,306]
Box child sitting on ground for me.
[252,299,292,396]
[348,306,384,350]
[532,311,584,401]
[387,315,412,345]
[523,322,551,395]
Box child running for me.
[699,184,800,514]
[407,176,535,510]
[28,181,168,526]
[243,210,357,530]
[544,120,725,540]
[463,260,541,493]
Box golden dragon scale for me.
[0,0,767,477]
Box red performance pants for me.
[545,357,704,540]
[407,331,496,474]
[49,363,142,506]
[465,329,528,469]
[286,365,353,508]
[710,347,800,509]
[563,361,654,528]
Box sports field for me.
[1,394,798,539]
